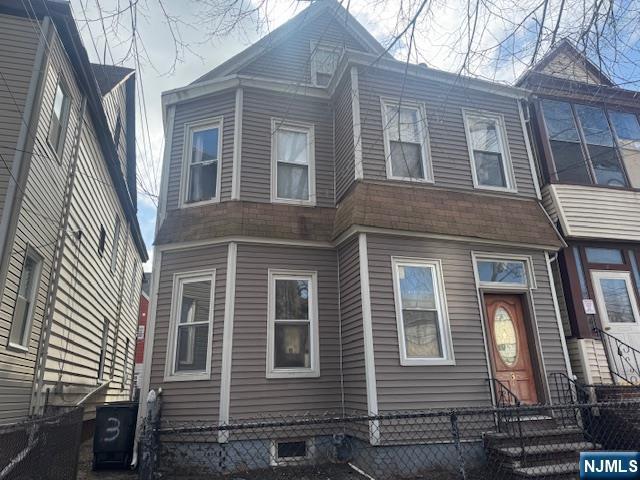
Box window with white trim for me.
[391,258,454,365]
[311,44,341,86]
[382,100,431,181]
[48,78,70,159]
[166,271,215,380]
[267,270,319,378]
[271,120,315,204]
[463,111,515,190]
[182,120,222,205]
[8,248,43,349]
[476,259,528,287]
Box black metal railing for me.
[548,372,595,434]
[595,327,640,384]
[486,378,524,457]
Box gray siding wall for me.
[240,88,335,207]
[337,236,367,414]
[230,244,341,418]
[357,67,537,198]
[148,244,228,422]
[238,10,367,85]
[365,234,567,411]
[166,90,235,210]
[334,73,354,201]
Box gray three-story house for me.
[0,0,147,424]
[139,0,576,474]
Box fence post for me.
[139,389,162,480]
[450,411,466,480]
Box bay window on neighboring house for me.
[539,98,640,188]
[165,271,215,381]
[181,119,222,206]
[382,100,432,182]
[463,110,515,191]
[8,248,43,349]
[267,270,319,378]
[271,120,315,205]
[391,258,454,366]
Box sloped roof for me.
[191,0,389,85]
[517,38,614,87]
[90,63,134,96]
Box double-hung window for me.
[310,43,341,86]
[165,271,215,381]
[182,119,222,206]
[271,120,315,205]
[540,99,633,187]
[48,78,71,159]
[382,100,431,181]
[463,110,515,191]
[8,248,43,349]
[267,270,319,378]
[391,258,454,365]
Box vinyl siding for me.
[365,234,568,411]
[229,244,341,419]
[544,183,640,241]
[166,90,235,210]
[334,73,354,201]
[338,236,367,414]
[238,9,367,85]
[240,88,335,206]
[148,244,227,422]
[567,338,613,385]
[357,67,537,198]
[0,14,40,222]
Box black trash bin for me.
[93,401,139,470]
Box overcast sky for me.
[67,0,640,271]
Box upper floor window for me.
[391,258,454,366]
[382,100,431,182]
[267,270,319,378]
[165,270,215,381]
[48,79,71,159]
[181,119,222,206]
[463,110,515,191]
[271,120,315,205]
[8,248,43,349]
[310,43,341,87]
[609,111,640,188]
[540,99,635,188]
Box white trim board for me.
[231,89,243,200]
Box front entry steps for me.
[484,422,601,479]
[593,385,640,450]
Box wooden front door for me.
[485,294,538,404]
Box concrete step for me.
[511,461,579,479]
[485,427,584,448]
[493,441,600,468]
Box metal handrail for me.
[595,327,640,385]
[486,378,524,456]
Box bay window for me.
[267,270,319,378]
[182,119,222,206]
[609,111,640,188]
[271,120,315,205]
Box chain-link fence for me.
[139,396,640,480]
[0,406,84,480]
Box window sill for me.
[163,371,211,382]
[266,368,320,379]
[473,184,518,194]
[400,358,455,367]
[271,198,316,207]
[179,197,220,209]
[6,342,29,353]
[386,176,434,184]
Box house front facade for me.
[0,0,147,424]
[519,41,640,387]
[140,0,570,459]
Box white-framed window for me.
[271,119,316,205]
[164,270,215,381]
[48,76,71,159]
[391,258,454,366]
[472,254,536,290]
[270,439,315,466]
[462,109,516,191]
[381,99,432,182]
[110,217,121,272]
[310,42,342,87]
[180,118,223,207]
[8,247,43,350]
[97,317,110,381]
[266,270,320,378]
[591,271,640,326]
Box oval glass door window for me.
[494,306,517,366]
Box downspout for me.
[32,96,88,414]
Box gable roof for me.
[191,0,389,85]
[517,38,614,87]
[91,63,134,96]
